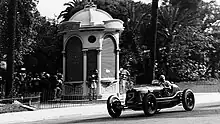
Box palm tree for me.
[155,1,212,80]
[58,0,85,22]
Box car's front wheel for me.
[182,89,195,111]
[142,93,157,116]
[107,95,122,118]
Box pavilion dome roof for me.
[68,3,113,27]
[58,2,124,33]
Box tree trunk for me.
[146,0,158,84]
[5,0,17,98]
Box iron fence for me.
[0,92,41,108]
[39,90,105,109]
[0,90,106,113]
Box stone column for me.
[62,50,66,95]
[115,48,120,95]
[62,50,66,81]
[82,49,88,98]
[97,49,102,96]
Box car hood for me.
[132,84,163,93]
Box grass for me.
[0,102,29,114]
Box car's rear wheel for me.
[182,89,195,111]
[142,93,157,116]
[107,95,122,118]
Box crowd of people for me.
[0,67,176,101]
[0,69,63,100]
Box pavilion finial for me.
[85,0,96,9]
[88,0,93,5]
[86,0,93,4]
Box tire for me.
[142,93,157,116]
[182,89,195,111]
[107,95,122,118]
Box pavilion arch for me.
[65,36,83,82]
[101,35,117,79]
[64,35,83,51]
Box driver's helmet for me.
[159,75,166,82]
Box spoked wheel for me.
[142,93,157,116]
[107,95,122,118]
[182,89,195,111]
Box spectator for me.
[31,73,41,92]
[54,74,63,100]
[40,72,51,90]
[88,69,98,101]
[0,76,4,98]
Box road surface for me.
[26,102,220,124]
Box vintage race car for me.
[107,80,195,118]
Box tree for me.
[198,0,220,78]
[154,0,220,80]
[27,17,63,74]
[0,0,8,59]
[58,0,85,22]
[1,0,55,97]
[0,0,40,67]
[155,3,201,80]
[5,0,17,97]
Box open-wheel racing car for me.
[107,80,195,118]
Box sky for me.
[37,0,219,19]
[37,0,70,19]
[36,0,151,19]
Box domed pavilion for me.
[58,2,124,99]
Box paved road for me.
[25,101,220,124]
[1,93,220,124]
